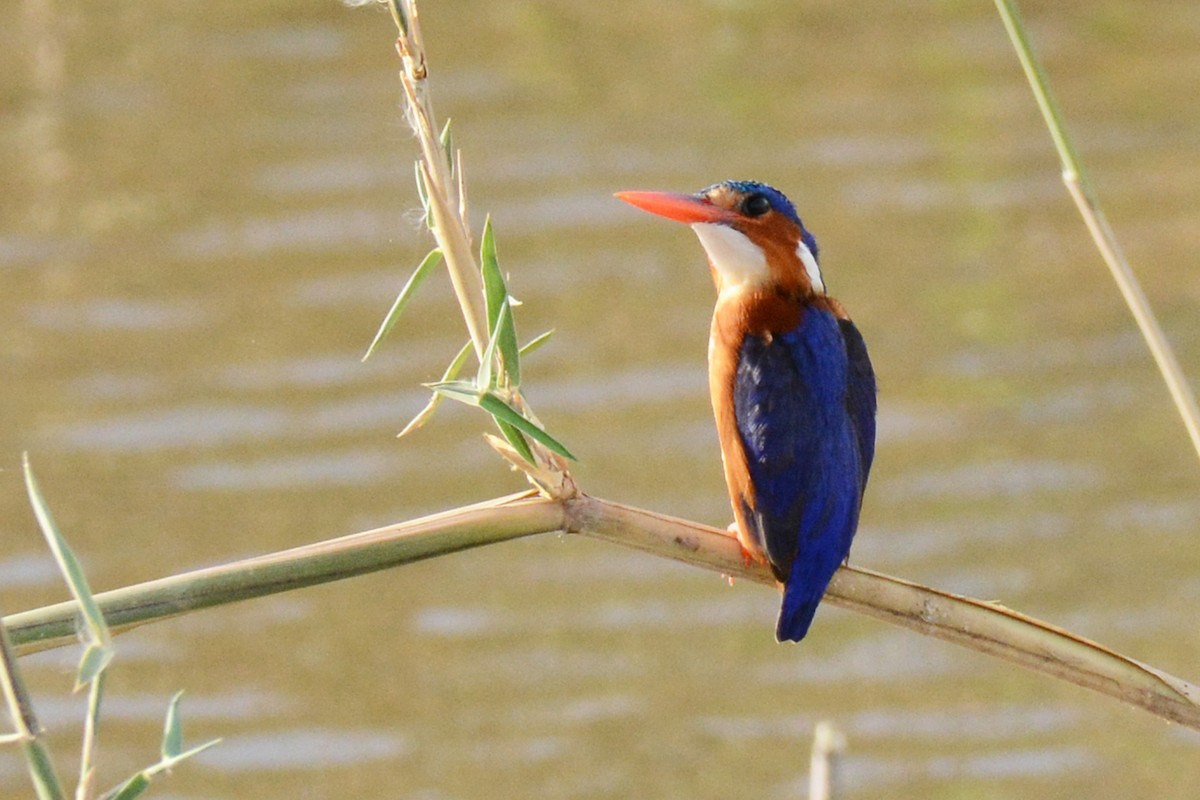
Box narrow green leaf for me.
[77,644,113,690]
[159,737,222,767]
[442,339,476,382]
[25,739,68,800]
[496,306,521,388]
[425,383,575,461]
[79,673,105,794]
[100,774,150,800]
[22,455,112,677]
[495,419,535,464]
[477,392,576,461]
[476,299,511,389]
[439,119,454,174]
[162,691,185,759]
[414,160,433,229]
[519,329,555,356]
[362,249,443,361]
[2,612,66,798]
[478,218,521,386]
[413,160,427,207]
[99,728,220,800]
[426,379,484,406]
[398,340,473,438]
[480,215,505,332]
[454,151,467,223]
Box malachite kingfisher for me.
[616,180,877,642]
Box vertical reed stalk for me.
[994,0,1200,463]
[808,721,845,800]
[389,0,489,359]
[0,613,67,800]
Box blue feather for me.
[734,307,876,641]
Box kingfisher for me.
[616,181,876,642]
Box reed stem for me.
[6,494,1199,730]
[994,0,1200,464]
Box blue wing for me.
[734,307,876,642]
[839,318,877,487]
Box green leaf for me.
[77,644,114,689]
[22,738,68,800]
[160,736,221,768]
[480,215,505,329]
[22,454,113,687]
[398,340,473,438]
[478,217,521,387]
[362,249,442,361]
[439,119,454,174]
[98,692,219,800]
[100,774,150,800]
[414,160,433,229]
[519,329,555,356]
[426,379,482,406]
[98,733,221,800]
[475,302,499,388]
[477,391,576,461]
[496,305,520,387]
[426,382,576,462]
[495,419,535,464]
[162,691,185,759]
[476,299,512,389]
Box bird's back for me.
[717,299,875,641]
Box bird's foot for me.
[725,522,758,568]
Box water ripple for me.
[57,405,289,451]
[172,449,398,490]
[199,728,409,772]
[880,459,1102,502]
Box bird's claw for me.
[724,521,757,567]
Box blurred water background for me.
[2,1,1199,797]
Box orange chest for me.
[708,290,804,443]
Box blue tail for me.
[775,576,824,642]
[775,529,849,642]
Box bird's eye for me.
[743,194,771,217]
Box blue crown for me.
[704,180,818,259]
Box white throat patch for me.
[796,239,825,294]
[691,223,768,294]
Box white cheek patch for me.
[691,223,769,291]
[796,239,825,294]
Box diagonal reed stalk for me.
[5,492,1200,730]
[995,0,1200,463]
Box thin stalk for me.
[6,494,1199,731]
[76,675,103,800]
[0,606,67,800]
[391,0,489,359]
[5,493,564,653]
[385,0,569,494]
[808,721,845,800]
[994,0,1200,463]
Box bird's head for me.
[616,180,824,299]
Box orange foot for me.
[725,522,758,568]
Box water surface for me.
[2,2,1199,798]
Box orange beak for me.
[615,190,737,224]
